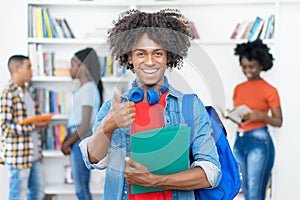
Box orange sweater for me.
[233,79,280,132]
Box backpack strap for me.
[182,94,196,147]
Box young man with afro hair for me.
[79,9,222,200]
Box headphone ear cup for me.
[147,89,159,105]
[128,87,144,103]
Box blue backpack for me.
[182,94,241,200]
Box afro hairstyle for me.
[234,39,274,71]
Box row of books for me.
[41,124,67,150]
[28,43,126,78]
[29,44,70,77]
[34,88,70,115]
[28,6,75,38]
[230,14,275,41]
[98,55,126,78]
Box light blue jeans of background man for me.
[9,160,43,200]
[234,126,275,200]
[68,126,92,200]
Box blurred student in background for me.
[232,39,282,200]
[61,47,103,200]
[0,55,50,200]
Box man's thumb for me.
[113,87,121,104]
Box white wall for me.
[1,1,300,199]
[275,3,300,199]
[0,1,27,90]
[0,1,27,199]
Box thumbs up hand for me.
[110,88,136,128]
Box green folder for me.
[131,126,190,194]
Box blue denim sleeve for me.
[92,100,112,134]
[79,100,112,170]
[192,97,222,187]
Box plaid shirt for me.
[0,81,41,168]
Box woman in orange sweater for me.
[233,39,282,200]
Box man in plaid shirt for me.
[0,55,49,200]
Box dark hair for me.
[234,39,274,71]
[8,55,29,73]
[74,47,104,105]
[107,9,191,71]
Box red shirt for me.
[129,91,172,200]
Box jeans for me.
[68,127,92,200]
[8,160,44,200]
[234,126,275,200]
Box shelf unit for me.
[26,1,133,199]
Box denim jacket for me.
[80,85,221,200]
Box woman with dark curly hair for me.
[232,39,283,200]
[79,9,221,200]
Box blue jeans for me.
[68,127,92,200]
[234,126,275,200]
[8,160,44,200]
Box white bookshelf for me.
[27,1,132,198]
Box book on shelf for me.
[262,14,275,39]
[247,16,264,41]
[28,5,33,38]
[41,7,48,38]
[222,105,252,125]
[54,60,70,77]
[35,7,43,38]
[63,18,75,38]
[241,21,254,39]
[234,21,248,39]
[43,51,55,76]
[230,22,241,39]
[28,43,39,76]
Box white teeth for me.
[142,69,158,74]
